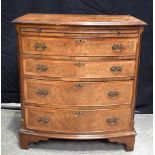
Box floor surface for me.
[1,109,153,155]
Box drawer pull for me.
[36,64,48,72]
[74,111,84,118]
[108,90,119,98]
[74,62,85,67]
[76,39,86,44]
[107,117,119,126]
[74,83,85,89]
[37,116,49,124]
[112,44,124,52]
[36,89,48,96]
[111,66,122,73]
[34,42,47,51]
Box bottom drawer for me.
[24,106,132,133]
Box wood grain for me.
[23,79,133,106]
[23,59,135,79]
[21,36,138,57]
[13,13,146,151]
[12,13,147,26]
[24,105,132,133]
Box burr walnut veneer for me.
[13,14,146,151]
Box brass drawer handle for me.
[36,64,48,72]
[107,117,119,126]
[34,42,47,51]
[111,66,122,73]
[74,83,85,89]
[36,89,48,96]
[112,44,124,52]
[37,116,49,124]
[74,62,85,67]
[108,90,120,98]
[76,39,86,44]
[74,111,84,118]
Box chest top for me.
[12,13,146,26]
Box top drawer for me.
[21,36,138,57]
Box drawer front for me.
[25,106,132,133]
[23,59,135,78]
[23,79,133,106]
[21,36,138,56]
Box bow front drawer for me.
[21,36,138,57]
[23,59,135,79]
[23,79,133,106]
[24,106,132,133]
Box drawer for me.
[21,36,138,56]
[23,59,135,79]
[23,79,133,106]
[24,106,132,133]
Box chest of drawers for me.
[13,14,146,151]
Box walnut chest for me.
[13,14,146,151]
